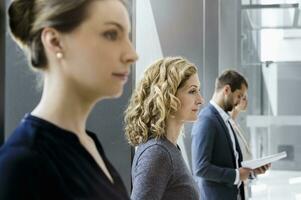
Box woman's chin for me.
[103,89,124,99]
[190,115,198,122]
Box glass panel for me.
[245,8,295,28]
[240,1,301,199]
[257,0,298,4]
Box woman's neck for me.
[31,77,96,137]
[229,108,239,120]
[165,117,184,145]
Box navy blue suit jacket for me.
[191,104,245,200]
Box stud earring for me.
[56,52,63,59]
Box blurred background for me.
[134,0,301,199]
[2,0,301,199]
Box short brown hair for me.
[215,69,248,92]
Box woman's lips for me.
[112,72,129,82]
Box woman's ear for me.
[40,27,64,59]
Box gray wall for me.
[150,0,203,69]
[270,63,301,170]
[203,0,219,101]
[3,0,133,192]
[278,63,301,115]
[219,0,240,71]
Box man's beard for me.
[223,97,235,112]
[224,103,233,112]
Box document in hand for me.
[241,151,287,169]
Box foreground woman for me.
[0,0,137,199]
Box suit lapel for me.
[208,104,241,165]
[229,123,243,165]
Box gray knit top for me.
[131,137,200,200]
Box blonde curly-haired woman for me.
[124,57,204,200]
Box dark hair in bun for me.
[8,1,35,47]
[7,0,105,69]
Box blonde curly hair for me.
[124,57,198,146]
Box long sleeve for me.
[131,145,173,200]
[191,116,236,184]
[0,147,40,200]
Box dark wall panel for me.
[0,0,5,145]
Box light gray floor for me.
[250,170,301,200]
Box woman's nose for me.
[197,95,204,105]
[122,39,139,65]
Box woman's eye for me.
[189,90,196,94]
[103,30,118,41]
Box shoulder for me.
[0,118,50,181]
[134,139,173,167]
[0,144,41,174]
[198,104,217,118]
[0,146,42,190]
[192,110,218,135]
[3,116,42,150]
[132,139,175,181]
[136,139,172,160]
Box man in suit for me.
[191,70,269,200]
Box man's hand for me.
[253,163,271,175]
[239,167,252,181]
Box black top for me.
[0,114,129,200]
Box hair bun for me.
[8,0,35,45]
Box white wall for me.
[135,0,163,82]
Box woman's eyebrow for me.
[104,21,125,32]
